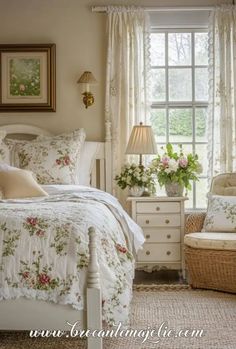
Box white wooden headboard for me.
[0,123,112,193]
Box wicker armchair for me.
[184,174,236,294]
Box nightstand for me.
[127,196,188,276]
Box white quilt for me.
[0,185,144,324]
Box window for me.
[148,30,208,209]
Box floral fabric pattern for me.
[14,129,85,185]
[0,190,137,324]
[0,132,10,164]
[203,195,236,232]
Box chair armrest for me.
[185,212,206,234]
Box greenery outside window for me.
[148,29,208,209]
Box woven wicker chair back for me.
[210,173,236,196]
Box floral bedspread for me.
[0,187,144,324]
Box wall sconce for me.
[77,71,97,108]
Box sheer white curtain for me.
[208,5,236,180]
[105,6,150,196]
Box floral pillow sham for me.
[0,131,10,164]
[203,194,236,232]
[14,129,86,185]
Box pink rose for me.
[38,273,51,285]
[27,217,38,226]
[64,156,71,166]
[36,230,45,237]
[22,271,29,279]
[179,157,188,168]
[116,244,127,253]
[161,156,170,167]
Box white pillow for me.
[14,129,86,185]
[203,194,236,232]
[78,142,99,186]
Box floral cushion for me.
[203,194,236,232]
[0,131,10,164]
[1,138,30,165]
[14,129,86,185]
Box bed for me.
[0,123,144,349]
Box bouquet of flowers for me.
[150,143,202,192]
[115,163,156,194]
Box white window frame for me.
[150,28,208,209]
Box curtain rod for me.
[92,6,214,13]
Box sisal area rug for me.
[0,285,236,349]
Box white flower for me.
[142,175,148,182]
[165,168,172,174]
[126,176,131,184]
[128,169,133,174]
[168,159,178,172]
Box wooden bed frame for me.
[0,122,113,349]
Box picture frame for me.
[0,44,56,112]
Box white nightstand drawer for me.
[144,228,180,243]
[138,243,180,262]
[137,214,180,227]
[137,201,180,214]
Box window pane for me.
[150,109,166,143]
[169,109,192,142]
[195,144,207,176]
[195,178,208,208]
[169,69,192,101]
[185,182,193,209]
[150,33,165,66]
[172,143,193,155]
[195,32,208,65]
[151,69,166,102]
[168,33,191,66]
[195,68,208,101]
[195,108,207,142]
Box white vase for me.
[129,186,144,197]
[165,182,184,197]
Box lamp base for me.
[82,92,94,108]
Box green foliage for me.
[150,109,206,138]
[10,58,40,97]
[150,143,202,191]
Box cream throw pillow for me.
[0,165,48,199]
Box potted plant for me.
[115,163,156,197]
[150,144,202,197]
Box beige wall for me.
[0,0,230,140]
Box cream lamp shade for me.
[126,122,157,166]
[77,71,97,85]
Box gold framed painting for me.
[0,44,56,112]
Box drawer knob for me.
[167,234,171,239]
[156,206,160,211]
[146,234,150,239]
[146,250,150,256]
[166,251,171,256]
[165,219,170,224]
[146,219,150,224]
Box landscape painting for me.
[9,57,41,98]
[0,44,56,112]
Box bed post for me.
[87,227,102,349]
[105,120,112,194]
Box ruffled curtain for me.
[105,6,151,196]
[208,5,236,180]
